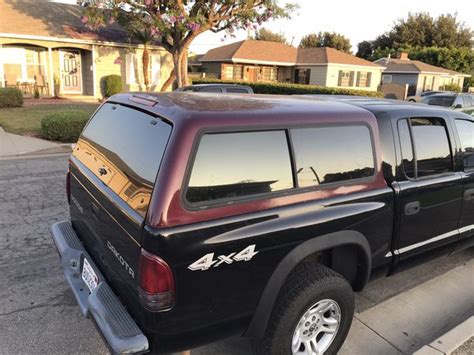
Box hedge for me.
[0,88,23,108]
[191,78,384,97]
[102,74,123,97]
[41,111,90,142]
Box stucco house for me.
[376,52,471,97]
[199,40,385,91]
[0,0,173,99]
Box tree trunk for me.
[173,51,183,88]
[160,68,175,92]
[142,43,150,90]
[180,49,189,87]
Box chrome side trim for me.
[385,224,474,258]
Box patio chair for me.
[4,72,19,88]
[35,75,49,95]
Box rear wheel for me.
[259,263,354,355]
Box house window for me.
[223,64,234,80]
[2,47,46,84]
[262,67,277,81]
[338,70,353,87]
[233,65,243,80]
[382,75,392,84]
[295,69,310,84]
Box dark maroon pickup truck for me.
[51,93,473,354]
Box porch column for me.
[48,47,54,97]
[0,44,4,88]
[92,44,97,98]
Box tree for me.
[81,0,296,91]
[299,32,351,53]
[357,13,473,60]
[254,28,287,44]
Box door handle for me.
[464,189,474,201]
[405,201,420,215]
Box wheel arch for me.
[245,230,371,339]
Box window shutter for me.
[337,70,343,86]
[356,72,361,87]
[151,53,161,86]
[349,71,355,86]
[366,72,372,87]
[305,69,311,84]
[125,53,135,85]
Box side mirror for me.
[454,104,463,109]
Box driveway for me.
[0,155,472,354]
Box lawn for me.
[0,104,99,136]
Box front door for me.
[60,50,82,94]
[393,115,463,260]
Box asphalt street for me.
[0,154,472,355]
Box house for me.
[0,0,173,99]
[376,52,471,97]
[199,40,385,91]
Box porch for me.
[0,42,95,98]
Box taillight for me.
[138,249,175,311]
[66,169,71,205]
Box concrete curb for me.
[414,317,474,355]
[0,126,73,158]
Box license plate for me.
[81,258,98,292]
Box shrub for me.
[103,75,123,97]
[41,111,90,142]
[440,83,462,92]
[0,88,23,108]
[191,78,384,97]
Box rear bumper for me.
[50,221,149,354]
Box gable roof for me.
[377,58,470,76]
[200,40,298,65]
[0,0,135,45]
[200,40,381,68]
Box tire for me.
[258,263,355,355]
[408,99,416,102]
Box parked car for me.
[175,83,254,94]
[422,92,474,115]
[50,93,474,355]
[406,90,447,102]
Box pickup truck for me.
[50,93,473,355]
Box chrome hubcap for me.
[291,299,341,355]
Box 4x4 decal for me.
[188,245,259,271]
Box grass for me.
[0,104,99,136]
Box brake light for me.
[138,249,175,311]
[66,169,71,205]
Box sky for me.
[189,0,474,54]
[51,0,474,54]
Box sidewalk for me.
[340,258,474,355]
[0,127,71,157]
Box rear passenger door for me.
[454,118,474,240]
[393,116,463,260]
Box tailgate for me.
[68,102,171,316]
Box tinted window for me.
[425,96,455,107]
[411,118,452,177]
[226,88,249,93]
[74,103,171,217]
[455,119,474,169]
[187,131,293,203]
[291,126,375,187]
[199,87,223,93]
[398,119,415,178]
